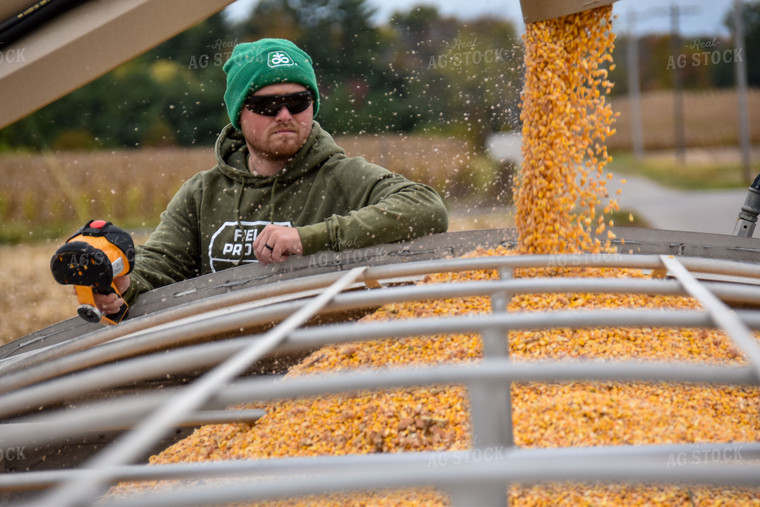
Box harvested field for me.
[609,88,760,152]
[0,240,79,344]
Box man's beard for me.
[249,121,307,161]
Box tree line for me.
[0,0,522,152]
[0,0,757,152]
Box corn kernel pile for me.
[516,5,618,255]
[108,246,760,505]
[106,5,760,506]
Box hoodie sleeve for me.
[122,178,202,303]
[297,167,449,255]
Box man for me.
[95,38,448,316]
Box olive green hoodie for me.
[124,122,448,301]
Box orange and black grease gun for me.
[50,220,135,325]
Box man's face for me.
[239,83,314,162]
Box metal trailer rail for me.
[0,228,759,505]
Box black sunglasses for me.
[245,91,314,116]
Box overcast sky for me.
[223,0,738,37]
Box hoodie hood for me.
[214,121,344,187]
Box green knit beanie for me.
[223,38,320,129]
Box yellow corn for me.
[106,246,759,504]
[516,5,618,255]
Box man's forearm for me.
[298,183,448,254]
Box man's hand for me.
[92,275,131,315]
[253,224,303,265]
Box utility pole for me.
[628,10,644,160]
[734,0,752,184]
[670,3,686,165]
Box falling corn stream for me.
[109,5,760,505]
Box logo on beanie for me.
[268,50,297,68]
